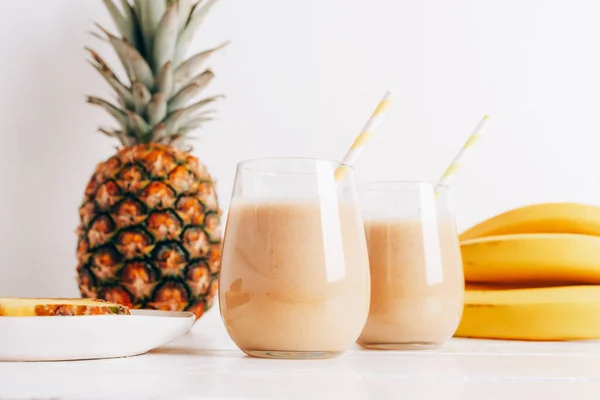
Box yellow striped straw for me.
[435,114,490,195]
[334,91,394,181]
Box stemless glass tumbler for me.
[356,182,465,350]
[218,158,371,359]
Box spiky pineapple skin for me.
[76,143,221,320]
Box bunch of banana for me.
[455,202,600,341]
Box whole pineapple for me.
[77,0,226,320]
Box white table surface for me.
[1,309,599,400]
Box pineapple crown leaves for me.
[87,0,228,148]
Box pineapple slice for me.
[0,298,130,316]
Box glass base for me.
[359,342,441,350]
[243,349,343,359]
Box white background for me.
[1,0,599,297]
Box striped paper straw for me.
[435,114,490,194]
[334,91,394,181]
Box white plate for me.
[0,309,195,362]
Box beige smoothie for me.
[356,217,464,348]
[219,200,371,356]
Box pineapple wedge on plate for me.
[0,298,130,316]
[77,0,227,320]
[0,306,194,361]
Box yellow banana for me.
[459,202,600,241]
[464,282,574,290]
[461,233,600,284]
[455,285,600,340]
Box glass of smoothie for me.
[219,158,371,359]
[356,181,464,350]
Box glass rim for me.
[358,180,450,191]
[236,157,354,174]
